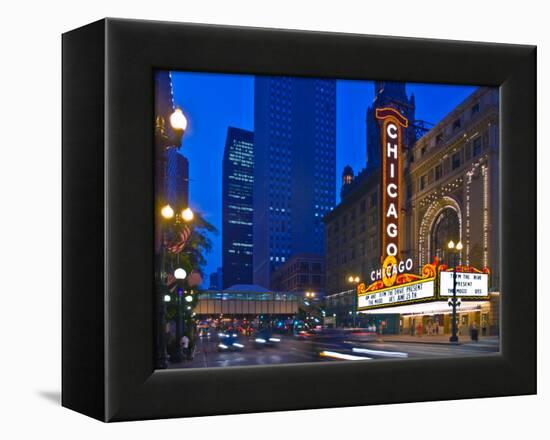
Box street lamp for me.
[155,105,189,369]
[169,107,188,132]
[448,240,463,343]
[347,275,361,328]
[174,268,187,280]
[160,204,175,219]
[181,207,194,222]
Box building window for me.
[436,133,443,145]
[483,131,489,149]
[369,212,376,226]
[370,192,377,208]
[421,145,427,156]
[435,164,442,181]
[452,118,461,131]
[420,174,427,190]
[452,152,461,170]
[473,137,482,157]
[471,102,480,116]
[465,144,472,161]
[359,199,366,214]
[406,182,412,200]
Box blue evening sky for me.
[169,71,477,279]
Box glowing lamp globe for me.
[185,295,193,303]
[456,242,463,251]
[181,207,194,222]
[174,268,187,280]
[170,108,188,131]
[160,204,174,219]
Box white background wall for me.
[0,0,546,437]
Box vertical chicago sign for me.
[376,107,408,264]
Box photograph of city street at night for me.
[154,71,500,369]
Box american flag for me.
[165,272,177,291]
[166,225,191,254]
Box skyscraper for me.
[222,127,254,288]
[209,267,223,290]
[253,76,336,288]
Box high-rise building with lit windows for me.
[222,127,254,289]
[253,76,336,288]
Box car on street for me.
[254,329,281,348]
[198,327,212,339]
[217,331,245,351]
[296,329,315,340]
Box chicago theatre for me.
[324,83,500,336]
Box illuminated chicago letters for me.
[375,107,409,259]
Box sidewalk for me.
[368,333,499,346]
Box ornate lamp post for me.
[172,267,188,363]
[447,240,463,343]
[154,107,188,369]
[347,275,361,328]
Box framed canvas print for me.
[62,18,536,422]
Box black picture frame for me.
[62,18,536,422]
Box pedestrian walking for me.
[470,322,479,342]
[180,335,190,358]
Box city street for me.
[168,333,499,369]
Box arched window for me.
[430,208,460,265]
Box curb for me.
[370,338,461,346]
